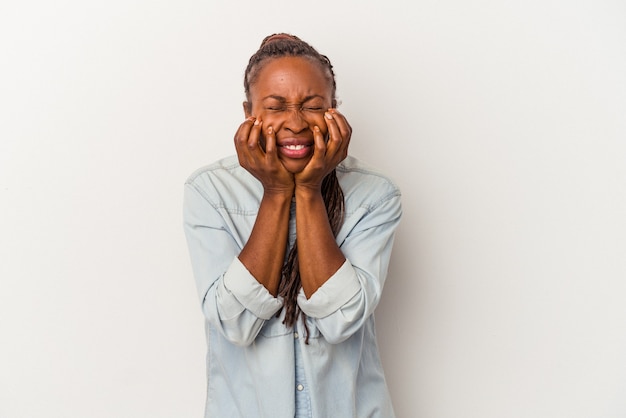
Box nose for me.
[282,106,308,133]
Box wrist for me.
[263,187,294,201]
[295,184,323,201]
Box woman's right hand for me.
[234,117,295,196]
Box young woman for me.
[183,33,402,418]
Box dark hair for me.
[244,33,337,106]
[243,34,345,341]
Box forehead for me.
[250,56,331,100]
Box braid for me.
[243,34,344,342]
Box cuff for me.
[297,260,361,318]
[223,257,283,320]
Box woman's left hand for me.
[295,109,351,191]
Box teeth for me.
[284,144,306,150]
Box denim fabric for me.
[183,155,401,418]
[294,332,311,417]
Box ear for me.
[243,101,252,118]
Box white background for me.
[1,1,625,417]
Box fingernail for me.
[268,126,273,134]
[254,118,261,126]
[313,126,320,132]
[325,112,333,120]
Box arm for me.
[238,191,291,296]
[183,181,283,346]
[298,192,402,344]
[294,187,346,297]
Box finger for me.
[329,109,352,145]
[328,109,350,160]
[311,125,327,161]
[234,117,258,167]
[264,125,279,161]
[248,119,262,147]
[245,119,266,160]
[234,117,256,148]
[323,111,343,156]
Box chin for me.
[281,159,310,174]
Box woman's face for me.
[244,56,333,174]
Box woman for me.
[183,33,402,418]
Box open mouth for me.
[278,143,313,158]
[283,144,307,151]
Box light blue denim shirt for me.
[183,155,401,418]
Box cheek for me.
[307,113,329,133]
[260,112,328,133]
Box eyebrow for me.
[261,94,325,103]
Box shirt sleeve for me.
[183,182,283,346]
[297,191,402,344]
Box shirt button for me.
[296,384,304,391]
[294,332,299,339]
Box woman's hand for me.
[234,117,295,196]
[295,109,351,191]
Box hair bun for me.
[260,33,300,47]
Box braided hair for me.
[243,34,345,340]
